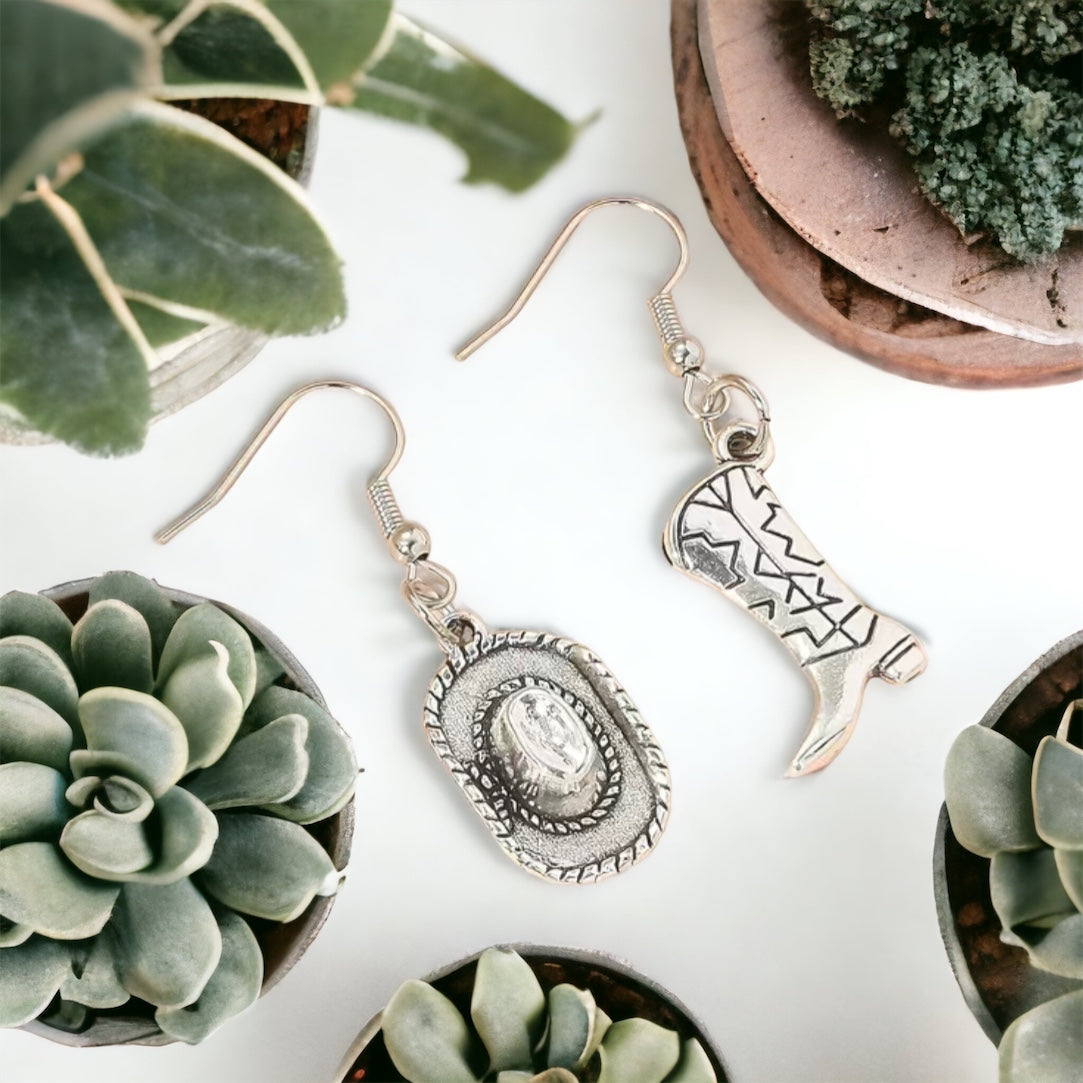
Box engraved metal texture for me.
[664,463,927,776]
[423,630,670,882]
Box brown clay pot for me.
[933,630,1083,1042]
[670,0,1083,387]
[17,578,354,1048]
[336,946,730,1082]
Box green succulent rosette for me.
[0,572,357,1043]
[379,947,717,1083]
[944,699,1083,1083]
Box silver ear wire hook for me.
[156,378,478,649]
[455,195,771,467]
[155,379,405,545]
[455,195,704,376]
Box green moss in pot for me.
[805,0,1083,263]
[936,630,1083,1083]
[338,946,728,1083]
[0,571,357,1045]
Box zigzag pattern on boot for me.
[664,463,927,776]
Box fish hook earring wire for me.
[456,196,927,778]
[157,378,671,883]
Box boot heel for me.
[878,634,928,685]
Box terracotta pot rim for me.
[18,574,355,1048]
[669,0,1083,388]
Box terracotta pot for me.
[17,577,354,1048]
[336,946,730,1082]
[933,630,1083,1042]
[670,0,1083,387]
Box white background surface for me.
[2,3,1081,1081]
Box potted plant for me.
[934,629,1083,1081]
[0,0,582,455]
[670,0,1081,386]
[336,945,728,1082]
[0,570,357,1045]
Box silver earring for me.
[158,380,670,883]
[458,197,928,778]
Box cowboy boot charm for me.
[665,454,926,776]
[457,197,928,777]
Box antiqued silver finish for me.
[664,461,926,776]
[457,195,928,777]
[424,630,670,883]
[158,379,670,880]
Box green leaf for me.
[0,921,33,947]
[62,931,130,1009]
[497,1072,577,1083]
[999,990,1083,1083]
[471,947,546,1074]
[1034,736,1083,849]
[61,786,218,885]
[1025,913,1083,979]
[62,101,345,335]
[197,811,339,922]
[0,636,79,726]
[245,687,356,823]
[382,979,482,1083]
[0,591,74,668]
[186,714,309,811]
[665,1039,717,1083]
[66,774,154,820]
[0,195,154,455]
[546,984,609,1072]
[0,936,71,1027]
[597,1019,681,1083]
[72,599,154,693]
[0,763,69,844]
[944,726,1041,857]
[0,687,74,772]
[0,0,159,215]
[991,849,1076,934]
[251,645,287,699]
[158,641,245,771]
[111,878,222,1009]
[155,908,263,1044]
[60,809,155,880]
[0,842,119,939]
[158,3,311,96]
[265,0,392,89]
[88,571,179,666]
[126,297,206,347]
[351,14,579,192]
[75,687,188,797]
[1056,849,1083,912]
[157,602,257,710]
[133,786,218,883]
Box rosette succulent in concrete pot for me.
[935,629,1083,1082]
[337,946,728,1083]
[0,0,581,455]
[0,571,357,1045]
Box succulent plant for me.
[378,947,717,1083]
[0,571,357,1043]
[805,0,1083,261]
[0,0,580,456]
[944,698,1083,1082]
